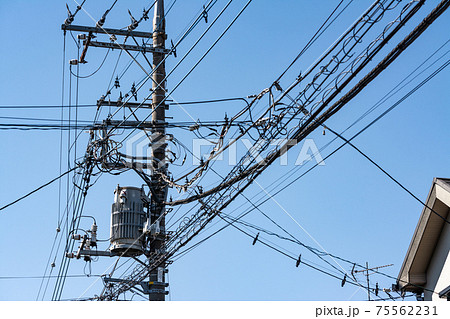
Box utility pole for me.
[365,262,370,301]
[354,263,393,301]
[149,0,168,301]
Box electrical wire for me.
[275,0,352,82]
[200,56,450,296]
[1,275,102,280]
[35,0,450,301]
[241,37,450,225]
[0,166,81,212]
[69,49,111,78]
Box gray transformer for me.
[110,185,147,256]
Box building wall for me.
[424,219,450,301]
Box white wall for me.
[424,217,450,301]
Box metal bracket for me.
[85,40,171,54]
[102,277,168,295]
[61,24,153,38]
[79,249,114,257]
[96,100,153,108]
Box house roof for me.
[439,284,450,300]
[397,178,450,293]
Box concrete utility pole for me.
[149,0,168,301]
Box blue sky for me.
[0,0,449,301]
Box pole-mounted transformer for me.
[110,185,148,257]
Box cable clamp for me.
[341,274,347,287]
[202,5,208,23]
[296,254,302,267]
[252,232,259,245]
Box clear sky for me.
[0,0,449,301]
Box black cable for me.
[37,31,68,301]
[231,57,450,239]
[216,215,377,296]
[52,162,92,300]
[0,166,80,212]
[168,0,441,208]
[105,0,250,138]
[0,97,248,109]
[0,115,92,123]
[168,56,450,299]
[275,0,351,82]
[40,173,83,300]
[69,49,110,79]
[160,2,430,281]
[1,275,102,280]
[244,38,450,224]
[170,97,249,107]
[325,125,450,226]
[0,104,96,109]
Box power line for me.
[0,104,97,109]
[275,0,352,82]
[165,46,450,300]
[0,96,249,109]
[23,1,450,298]
[69,49,111,78]
[235,56,450,237]
[324,124,450,226]
[242,37,450,224]
[215,214,379,297]
[0,166,80,212]
[0,275,102,280]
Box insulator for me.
[64,4,74,26]
[127,10,139,31]
[114,76,120,89]
[171,40,177,58]
[66,252,75,259]
[69,59,78,65]
[96,16,106,28]
[64,16,74,26]
[131,82,137,101]
[72,234,81,240]
[202,5,208,23]
[90,223,97,247]
[188,124,199,131]
[142,8,149,21]
[273,81,282,91]
[77,33,86,40]
[341,274,347,287]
